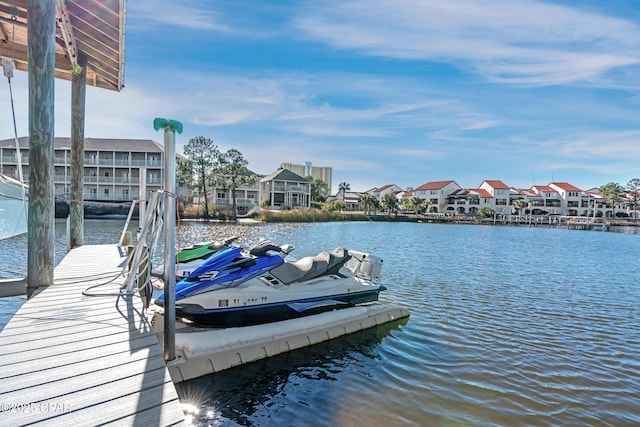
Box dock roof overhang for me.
[0,0,126,92]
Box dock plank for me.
[0,244,185,426]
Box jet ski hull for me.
[171,286,385,328]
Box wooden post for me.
[26,0,56,298]
[70,52,87,248]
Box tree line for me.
[178,136,256,221]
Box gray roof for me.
[261,168,310,183]
[0,137,165,153]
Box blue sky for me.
[2,0,640,193]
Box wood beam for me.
[55,0,78,70]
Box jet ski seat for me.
[270,247,351,285]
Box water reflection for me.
[175,319,408,426]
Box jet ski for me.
[152,236,239,279]
[154,239,386,327]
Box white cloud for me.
[295,0,640,86]
[127,0,230,31]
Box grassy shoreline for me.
[254,209,639,227]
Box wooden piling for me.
[26,0,56,298]
[70,52,87,248]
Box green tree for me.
[599,182,625,217]
[358,193,377,215]
[183,136,220,220]
[307,176,330,203]
[479,207,495,218]
[338,182,350,201]
[626,178,640,220]
[512,198,528,215]
[176,157,193,189]
[329,201,346,212]
[218,148,256,221]
[381,193,399,216]
[410,196,425,215]
[400,197,412,213]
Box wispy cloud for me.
[127,0,230,31]
[295,0,640,86]
[535,131,640,160]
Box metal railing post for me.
[153,118,183,362]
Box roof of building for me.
[531,185,557,193]
[482,180,510,189]
[0,137,165,153]
[371,184,402,192]
[414,180,458,191]
[260,168,310,183]
[472,189,493,198]
[452,188,493,198]
[550,182,583,192]
[512,188,543,198]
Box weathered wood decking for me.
[0,244,185,426]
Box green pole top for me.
[153,118,183,134]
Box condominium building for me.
[280,162,332,192]
[0,137,175,202]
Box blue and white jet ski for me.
[154,239,386,327]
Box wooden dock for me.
[0,244,185,426]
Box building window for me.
[104,189,110,196]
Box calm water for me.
[1,220,640,426]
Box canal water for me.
[1,220,639,426]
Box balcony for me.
[273,185,309,192]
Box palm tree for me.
[410,196,425,215]
[512,198,528,215]
[338,182,350,201]
[599,182,625,218]
[306,176,329,203]
[358,193,377,215]
[400,198,412,214]
[479,207,495,218]
[626,178,640,220]
[381,193,399,216]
